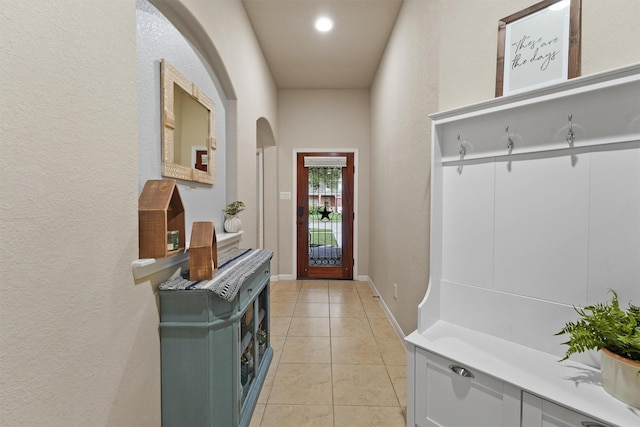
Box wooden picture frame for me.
[495,0,581,97]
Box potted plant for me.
[257,329,267,355]
[240,352,250,386]
[556,290,640,408]
[222,201,245,233]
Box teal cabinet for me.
[159,257,272,427]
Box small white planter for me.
[600,348,640,409]
[224,216,242,233]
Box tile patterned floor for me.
[249,280,407,427]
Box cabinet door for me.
[522,392,612,427]
[240,282,271,412]
[414,348,519,427]
[254,285,270,369]
[240,303,256,405]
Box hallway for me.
[249,280,407,426]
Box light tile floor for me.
[250,280,407,427]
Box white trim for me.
[271,274,295,282]
[367,276,406,341]
[292,148,359,279]
[303,156,348,167]
[131,231,244,280]
[256,148,264,249]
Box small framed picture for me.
[495,0,581,96]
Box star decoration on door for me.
[319,206,332,221]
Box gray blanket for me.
[158,248,273,301]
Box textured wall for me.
[276,90,371,279]
[153,0,279,251]
[0,0,276,425]
[369,0,437,335]
[136,0,228,238]
[434,0,640,110]
[0,1,152,426]
[370,0,640,335]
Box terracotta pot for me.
[600,347,640,409]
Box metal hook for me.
[566,114,575,145]
[457,134,466,159]
[506,126,514,152]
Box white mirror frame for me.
[161,59,216,184]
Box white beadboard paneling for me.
[494,151,591,306]
[439,281,592,362]
[413,66,640,427]
[442,161,495,288]
[588,143,640,306]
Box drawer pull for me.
[581,423,608,427]
[247,288,253,293]
[449,365,474,378]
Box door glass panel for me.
[308,166,342,267]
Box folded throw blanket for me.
[158,248,274,301]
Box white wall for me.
[0,1,150,426]
[369,0,437,334]
[371,0,640,335]
[153,0,279,252]
[0,0,277,425]
[434,0,640,110]
[137,0,228,238]
[277,90,371,278]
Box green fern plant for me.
[555,290,640,363]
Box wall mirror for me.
[161,59,216,184]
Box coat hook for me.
[506,126,514,152]
[566,114,575,145]
[457,134,466,159]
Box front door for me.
[296,152,354,279]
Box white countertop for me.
[406,321,640,427]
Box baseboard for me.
[271,274,294,282]
[366,278,406,341]
[274,274,368,282]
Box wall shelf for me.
[131,231,243,280]
[434,64,640,163]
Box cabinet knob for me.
[449,365,474,378]
[248,288,253,293]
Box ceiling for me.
[241,0,404,89]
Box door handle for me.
[298,206,304,217]
[449,365,474,378]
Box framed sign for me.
[495,0,581,96]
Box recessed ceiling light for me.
[315,16,334,32]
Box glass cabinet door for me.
[255,286,270,368]
[239,284,270,407]
[240,304,255,404]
